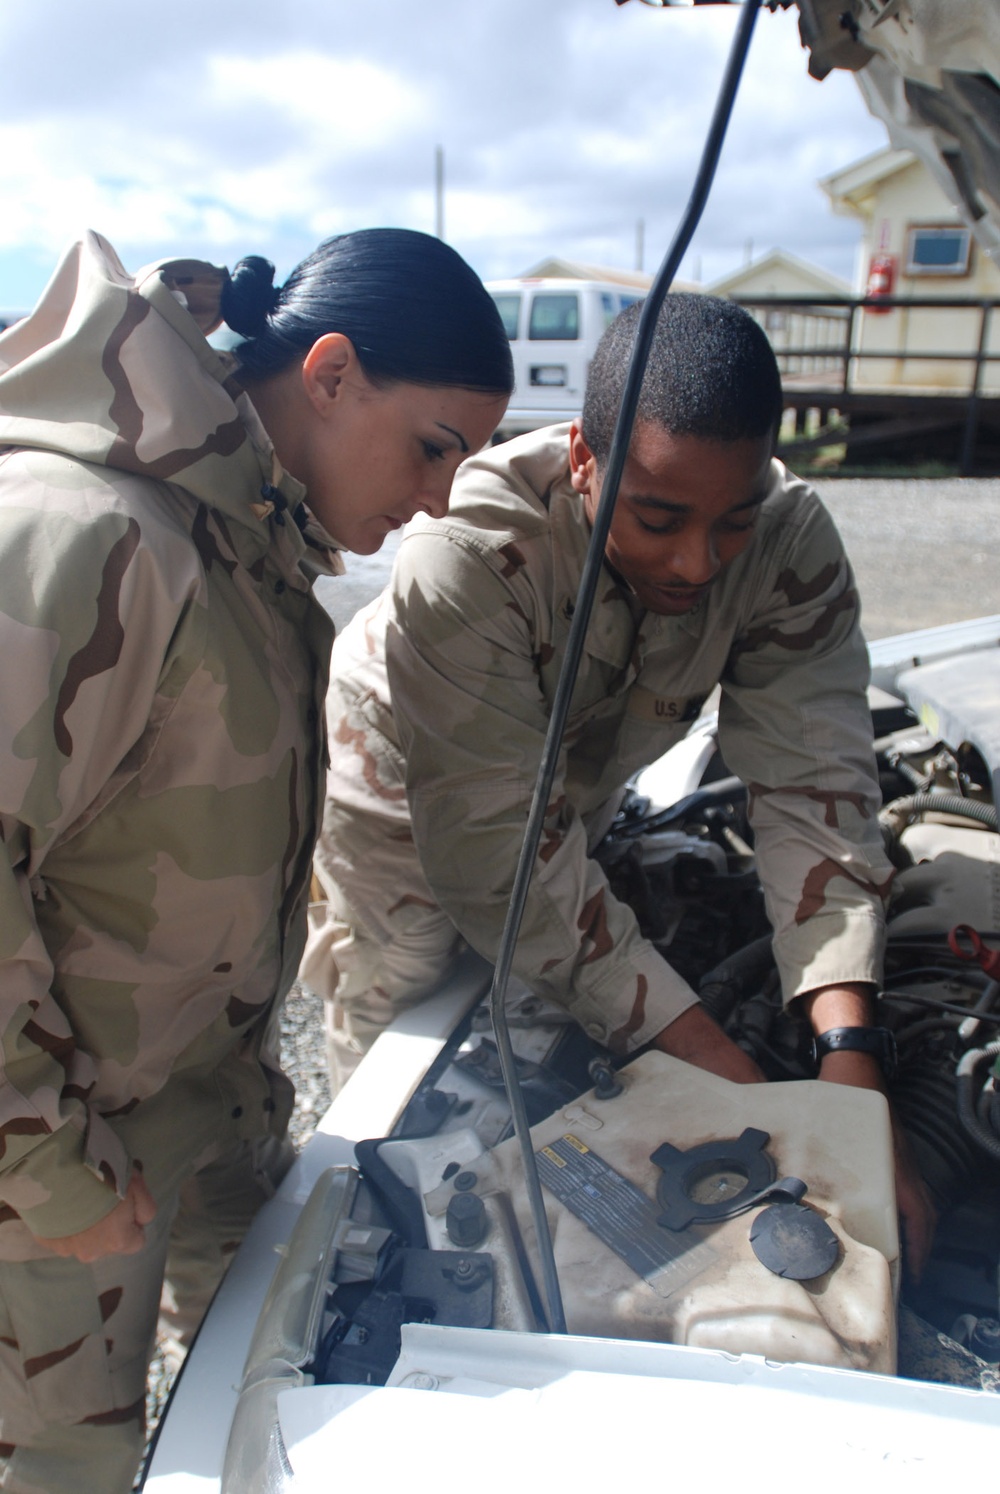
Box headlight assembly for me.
[221,1166,359,1494]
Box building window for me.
[904,225,972,277]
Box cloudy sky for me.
[0,0,888,312]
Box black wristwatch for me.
[810,1026,897,1082]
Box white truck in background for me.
[486,277,645,436]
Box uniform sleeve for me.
[719,494,891,1003]
[0,467,203,1237]
[385,530,697,1057]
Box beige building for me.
[707,250,851,383]
[517,256,656,290]
[821,148,1000,393]
[516,256,699,297]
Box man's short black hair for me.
[581,293,783,464]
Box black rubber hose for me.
[894,1015,962,1047]
[354,1139,429,1249]
[896,759,932,790]
[881,793,998,830]
[881,989,1000,1023]
[487,0,763,1338]
[609,775,747,840]
[955,1041,1000,1162]
[892,1057,987,1208]
[698,934,775,1024]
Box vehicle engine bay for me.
[264,632,1000,1403]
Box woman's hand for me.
[35,1173,157,1264]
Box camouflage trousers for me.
[301,790,462,1092]
[0,1134,293,1494]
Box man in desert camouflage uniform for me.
[0,234,337,1493]
[304,294,934,1271]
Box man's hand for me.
[35,1172,157,1264]
[652,1003,765,1084]
[802,982,937,1281]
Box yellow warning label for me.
[540,1146,566,1167]
[564,1134,590,1155]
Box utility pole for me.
[435,146,445,241]
[635,217,645,273]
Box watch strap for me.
[810,1025,897,1081]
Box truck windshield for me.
[528,293,579,341]
[490,293,522,340]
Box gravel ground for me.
[138,473,999,1478]
[281,984,334,1150]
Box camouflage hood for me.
[0,235,339,1253]
[0,231,342,572]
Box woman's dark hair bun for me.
[231,229,513,396]
[221,255,280,340]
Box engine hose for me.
[611,775,746,840]
[698,934,775,1024]
[896,759,933,791]
[956,1042,1000,1162]
[894,1014,962,1047]
[881,793,998,832]
[891,1059,987,1209]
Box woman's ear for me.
[301,332,359,415]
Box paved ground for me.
[812,477,999,639]
[318,476,1000,642]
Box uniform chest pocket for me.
[616,686,710,775]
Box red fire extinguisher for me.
[865,252,897,313]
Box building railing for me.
[731,294,1000,473]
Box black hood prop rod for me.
[487,0,763,1337]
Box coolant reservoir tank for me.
[460,1052,899,1374]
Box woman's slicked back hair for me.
[223,228,513,396]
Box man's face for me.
[569,419,773,616]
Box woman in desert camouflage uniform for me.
[0,228,511,1494]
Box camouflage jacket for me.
[0,234,338,1253]
[328,423,891,1054]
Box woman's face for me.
[285,336,508,554]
